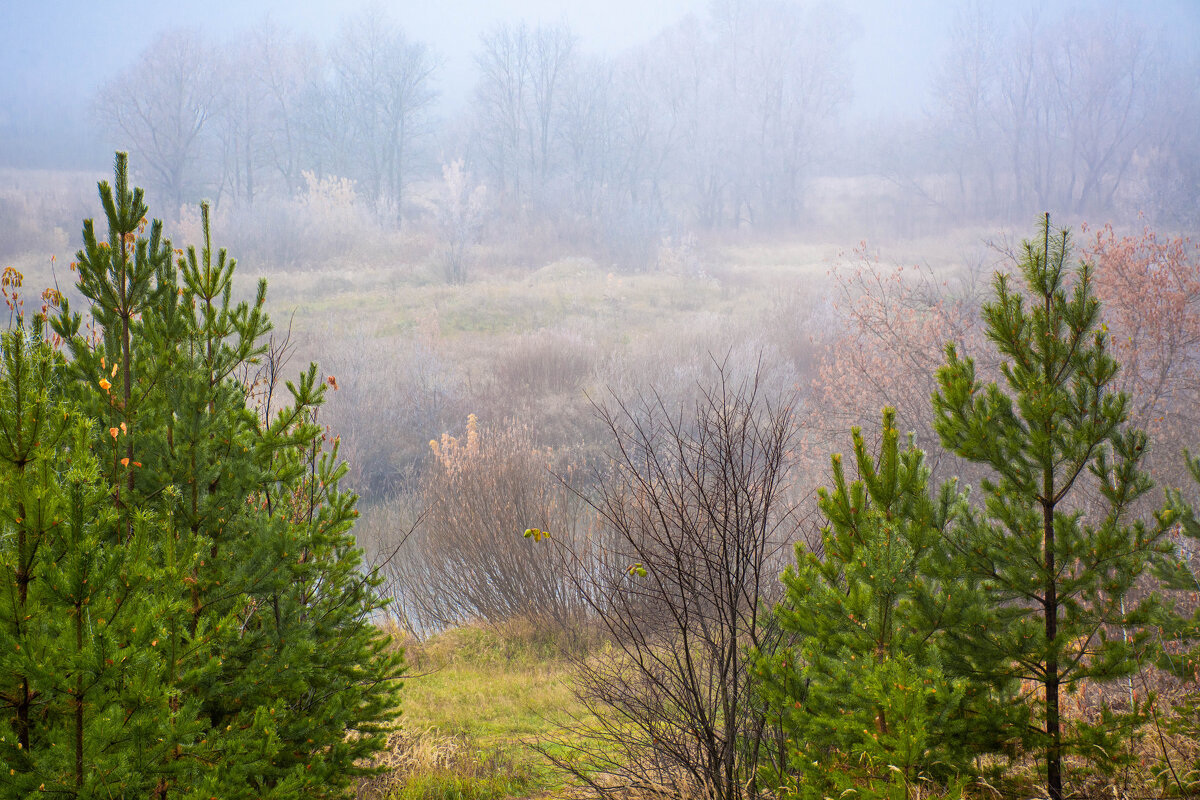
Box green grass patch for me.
[403,627,582,747]
[362,621,597,800]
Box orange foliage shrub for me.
[810,245,996,485]
[1086,222,1200,488]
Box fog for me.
[3,0,1200,623]
[2,0,703,167]
[9,0,1196,169]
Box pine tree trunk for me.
[16,500,31,753]
[120,239,135,507]
[1042,213,1063,800]
[75,598,84,791]
[1044,496,1062,800]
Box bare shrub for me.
[0,191,52,259]
[0,171,97,260]
[539,360,801,800]
[655,233,706,277]
[809,245,999,489]
[389,415,593,636]
[177,171,385,271]
[354,493,424,633]
[414,159,488,283]
[1086,222,1200,492]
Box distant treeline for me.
[91,2,1200,240]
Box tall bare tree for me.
[629,1,854,230]
[255,21,321,195]
[541,361,801,800]
[211,20,317,203]
[213,36,269,206]
[472,21,576,215]
[933,3,1174,219]
[95,29,220,212]
[331,8,438,226]
[714,0,855,226]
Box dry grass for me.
[355,621,599,800]
[355,728,542,800]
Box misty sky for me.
[3,0,1199,169]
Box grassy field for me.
[3,206,996,379]
[359,622,595,800]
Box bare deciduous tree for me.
[416,159,488,283]
[331,8,439,225]
[211,21,317,204]
[95,29,220,212]
[540,361,801,800]
[472,21,576,216]
[933,3,1174,219]
[387,416,591,636]
[710,0,856,227]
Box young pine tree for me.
[40,153,402,797]
[1154,455,1200,793]
[932,215,1170,800]
[0,319,197,798]
[762,408,993,799]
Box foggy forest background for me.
[2,0,1200,633]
